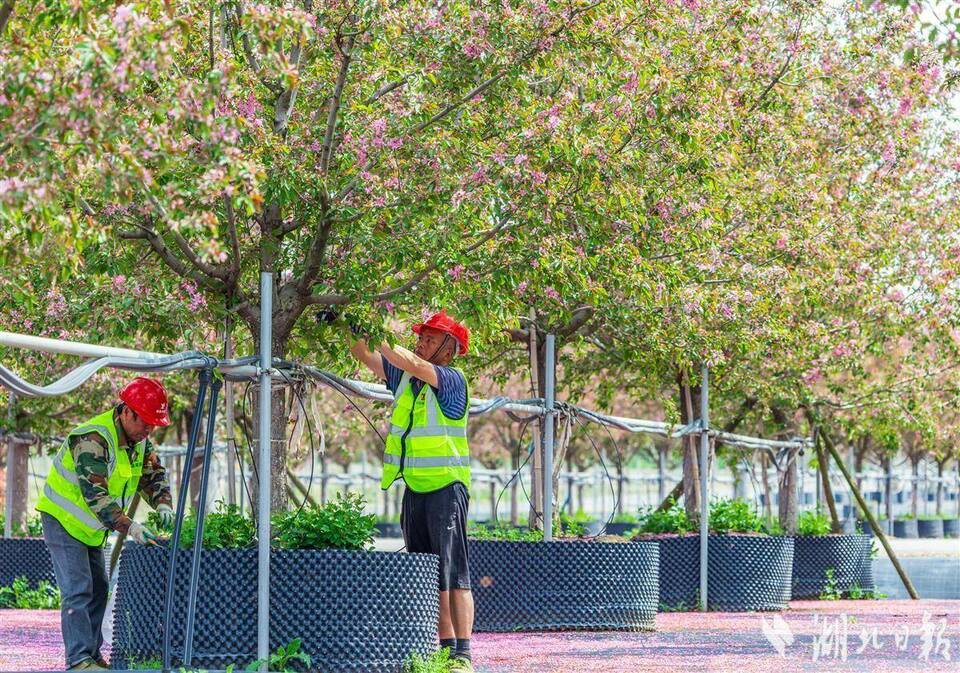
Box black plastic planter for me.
[893,519,919,538]
[917,519,944,538]
[469,540,659,632]
[374,522,403,538]
[856,519,891,537]
[944,519,960,538]
[0,538,54,587]
[653,534,793,612]
[791,535,875,599]
[112,545,439,672]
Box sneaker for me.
[69,659,107,671]
[449,657,474,673]
[93,656,110,669]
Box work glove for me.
[315,308,339,324]
[128,521,159,546]
[317,308,364,337]
[155,504,175,530]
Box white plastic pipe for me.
[0,330,167,360]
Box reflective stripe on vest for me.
[381,370,470,493]
[35,409,146,546]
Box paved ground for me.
[1,600,957,672]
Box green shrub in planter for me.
[0,575,60,609]
[635,499,694,534]
[0,514,43,538]
[149,494,376,551]
[272,493,376,551]
[149,502,256,549]
[709,499,768,534]
[797,511,832,536]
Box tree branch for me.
[321,35,355,176]
[170,229,232,281]
[556,305,595,339]
[506,328,530,343]
[371,217,511,301]
[0,0,15,36]
[273,39,305,135]
[233,1,283,95]
[119,224,225,293]
[296,214,335,295]
[365,75,410,105]
[223,194,241,275]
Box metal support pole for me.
[224,327,237,507]
[257,272,273,669]
[183,378,222,665]
[162,371,210,671]
[543,335,555,542]
[3,393,14,538]
[699,364,709,612]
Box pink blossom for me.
[517,281,528,294]
[45,290,67,319]
[832,343,853,357]
[448,264,465,281]
[775,235,788,250]
[111,275,127,293]
[545,286,560,301]
[802,368,823,384]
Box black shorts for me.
[401,482,471,591]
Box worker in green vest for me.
[36,376,175,671]
[346,309,475,673]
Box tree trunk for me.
[489,480,497,522]
[5,437,29,534]
[761,451,773,523]
[615,457,624,515]
[936,460,945,516]
[510,449,518,525]
[189,451,204,511]
[677,370,702,522]
[911,458,920,517]
[251,365,289,514]
[883,454,894,524]
[657,444,667,503]
[320,452,329,504]
[778,448,800,534]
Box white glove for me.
[156,504,175,529]
[128,521,158,545]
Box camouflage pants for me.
[41,513,108,668]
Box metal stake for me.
[183,377,222,665]
[257,272,273,669]
[699,364,709,612]
[162,370,210,671]
[543,334,555,541]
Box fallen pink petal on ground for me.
[2,600,958,672]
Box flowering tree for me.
[2,0,649,510]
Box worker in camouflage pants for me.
[36,377,174,670]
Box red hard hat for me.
[119,377,171,427]
[412,309,469,356]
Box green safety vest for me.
[381,370,470,493]
[36,409,145,546]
